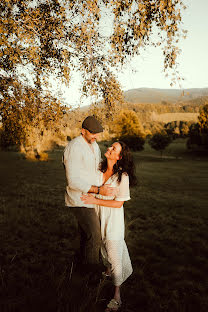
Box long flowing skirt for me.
[101,239,133,286]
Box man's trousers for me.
[70,207,101,265]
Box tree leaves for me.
[1,0,185,98]
[0,0,186,154]
[198,104,208,134]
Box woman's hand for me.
[99,184,119,196]
[81,194,97,205]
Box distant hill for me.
[124,88,208,104]
[69,87,207,130]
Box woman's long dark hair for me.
[99,141,137,187]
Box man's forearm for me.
[95,198,124,208]
[88,185,99,194]
[88,184,118,197]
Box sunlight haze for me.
[52,0,208,107]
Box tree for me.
[114,109,145,137]
[187,104,208,149]
[1,0,186,100]
[172,126,180,138]
[0,0,186,154]
[198,104,208,134]
[149,131,172,157]
[0,81,66,159]
[114,109,145,151]
[180,122,190,137]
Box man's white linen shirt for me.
[63,135,101,208]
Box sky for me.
[52,0,208,107]
[118,0,208,91]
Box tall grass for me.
[0,140,208,311]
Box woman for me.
[81,141,137,311]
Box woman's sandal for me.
[105,298,122,311]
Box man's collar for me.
[79,135,96,146]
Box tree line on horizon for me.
[1,99,208,159]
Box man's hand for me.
[99,184,118,197]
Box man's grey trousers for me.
[70,207,101,265]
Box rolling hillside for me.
[66,88,207,137]
[124,87,208,104]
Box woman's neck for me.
[102,159,117,184]
[106,159,117,174]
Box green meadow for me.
[0,139,208,312]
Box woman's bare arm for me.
[81,194,124,208]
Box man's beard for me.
[86,137,96,144]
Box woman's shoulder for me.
[119,173,129,186]
[121,172,129,180]
[111,172,129,187]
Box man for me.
[63,116,116,266]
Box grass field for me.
[0,139,208,312]
[151,112,199,123]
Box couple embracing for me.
[63,116,137,311]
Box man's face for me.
[82,129,100,144]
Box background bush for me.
[149,131,172,156]
[119,135,145,151]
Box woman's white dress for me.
[95,172,133,286]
